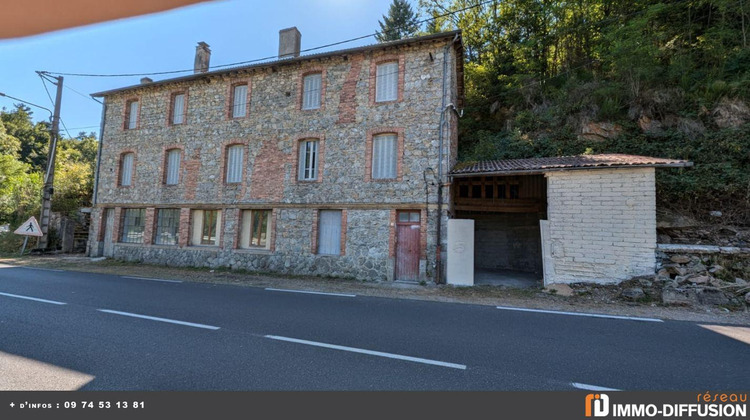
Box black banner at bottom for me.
[0,391,747,420]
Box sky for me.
[0,0,409,138]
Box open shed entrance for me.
[452,174,546,287]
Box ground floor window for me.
[239,209,271,249]
[317,210,342,255]
[120,208,145,243]
[155,208,180,245]
[191,209,221,246]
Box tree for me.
[377,0,420,42]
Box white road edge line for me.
[265,288,356,298]
[97,309,220,330]
[20,267,64,272]
[265,335,466,370]
[0,291,66,305]
[496,306,663,323]
[122,276,183,284]
[571,382,622,391]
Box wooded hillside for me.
[420,0,750,225]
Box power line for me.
[40,0,492,79]
[0,91,53,117]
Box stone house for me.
[87,29,464,282]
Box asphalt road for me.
[0,264,747,391]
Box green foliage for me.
[1,105,50,170]
[422,0,750,223]
[377,0,420,42]
[0,107,97,224]
[0,155,43,226]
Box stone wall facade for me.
[88,34,461,282]
[544,168,657,284]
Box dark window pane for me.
[471,185,482,198]
[510,185,519,199]
[498,185,506,199]
[485,185,494,199]
[459,185,469,198]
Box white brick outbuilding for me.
[449,154,691,286]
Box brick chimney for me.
[278,27,301,59]
[194,42,211,73]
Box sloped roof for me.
[91,30,463,99]
[451,154,692,176]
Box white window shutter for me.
[121,153,134,186]
[318,210,341,255]
[233,85,247,117]
[128,101,139,128]
[376,62,398,102]
[166,149,180,184]
[302,73,322,110]
[226,145,243,183]
[172,94,184,124]
[372,134,397,179]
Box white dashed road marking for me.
[265,335,466,370]
[496,306,663,322]
[571,382,622,391]
[97,309,220,330]
[0,291,66,305]
[265,288,356,298]
[121,276,183,283]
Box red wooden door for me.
[395,211,421,281]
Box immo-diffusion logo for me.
[585,394,610,417]
[584,393,747,418]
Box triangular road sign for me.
[14,216,43,237]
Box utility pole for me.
[38,75,63,250]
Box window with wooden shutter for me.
[371,134,397,179]
[375,62,398,102]
[239,209,271,249]
[225,145,243,183]
[171,93,185,124]
[302,73,322,110]
[191,209,221,246]
[232,84,248,118]
[317,210,342,255]
[165,149,181,185]
[298,140,318,181]
[120,153,134,186]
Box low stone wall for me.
[656,244,749,307]
[111,244,389,280]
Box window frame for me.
[371,133,398,180]
[118,151,136,187]
[124,98,140,130]
[228,81,250,119]
[298,139,319,181]
[365,128,404,182]
[369,55,404,105]
[294,134,325,183]
[238,209,272,250]
[163,148,182,185]
[190,209,222,247]
[299,69,326,111]
[168,91,188,126]
[120,208,145,244]
[315,209,346,256]
[154,208,180,246]
[224,143,245,184]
